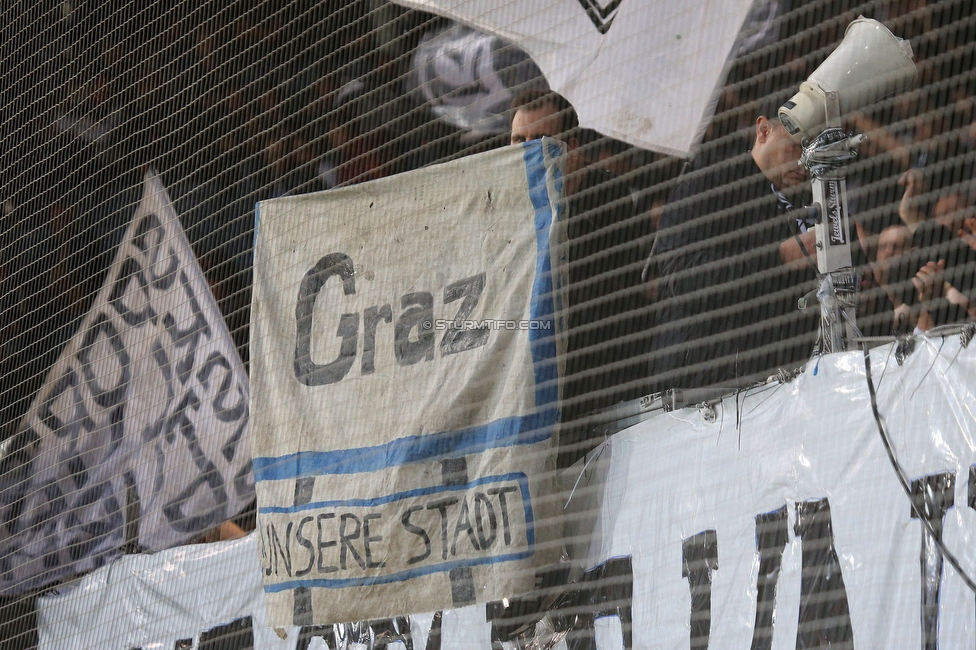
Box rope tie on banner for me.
[861,341,976,594]
[564,443,608,510]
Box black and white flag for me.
[391,0,756,156]
[0,170,253,595]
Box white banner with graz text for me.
[251,140,567,626]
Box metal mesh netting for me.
[2,0,976,647]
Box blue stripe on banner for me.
[265,551,535,592]
[254,202,261,251]
[522,140,561,413]
[260,472,530,523]
[253,413,555,480]
[261,473,535,591]
[253,142,562,483]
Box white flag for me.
[0,170,253,595]
[390,0,755,156]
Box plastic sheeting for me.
[39,331,976,647]
[581,331,976,648]
[36,534,292,650]
[36,532,497,650]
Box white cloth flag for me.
[0,170,253,595]
[251,141,566,626]
[390,0,755,156]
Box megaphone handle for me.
[812,173,859,351]
[824,91,842,129]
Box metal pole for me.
[800,91,865,353]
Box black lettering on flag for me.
[294,252,358,386]
[450,499,480,556]
[295,516,315,577]
[362,304,393,374]
[911,471,955,650]
[161,391,228,532]
[132,212,179,290]
[682,530,718,649]
[77,314,131,408]
[141,340,174,445]
[163,270,212,385]
[0,427,40,538]
[39,367,95,439]
[794,498,853,648]
[751,506,789,650]
[440,273,489,356]
[64,480,123,563]
[426,497,459,561]
[395,292,435,365]
[474,494,498,550]
[261,523,272,576]
[339,513,366,570]
[268,521,292,577]
[363,513,386,569]
[402,506,431,565]
[109,256,158,327]
[317,513,338,573]
[487,486,518,546]
[970,466,976,633]
[554,556,634,650]
[198,616,253,650]
[425,611,442,650]
[197,352,246,422]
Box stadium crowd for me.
[3,0,976,646]
[3,0,976,454]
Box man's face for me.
[876,225,911,264]
[873,224,912,286]
[755,117,807,189]
[510,105,563,145]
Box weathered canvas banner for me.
[0,170,253,595]
[251,141,566,626]
[388,0,755,156]
[583,334,976,648]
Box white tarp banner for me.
[37,535,292,650]
[389,0,756,156]
[251,141,566,626]
[0,170,253,595]
[37,336,976,648]
[36,533,498,650]
[583,335,976,648]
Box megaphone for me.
[778,18,917,140]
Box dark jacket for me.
[647,154,818,390]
